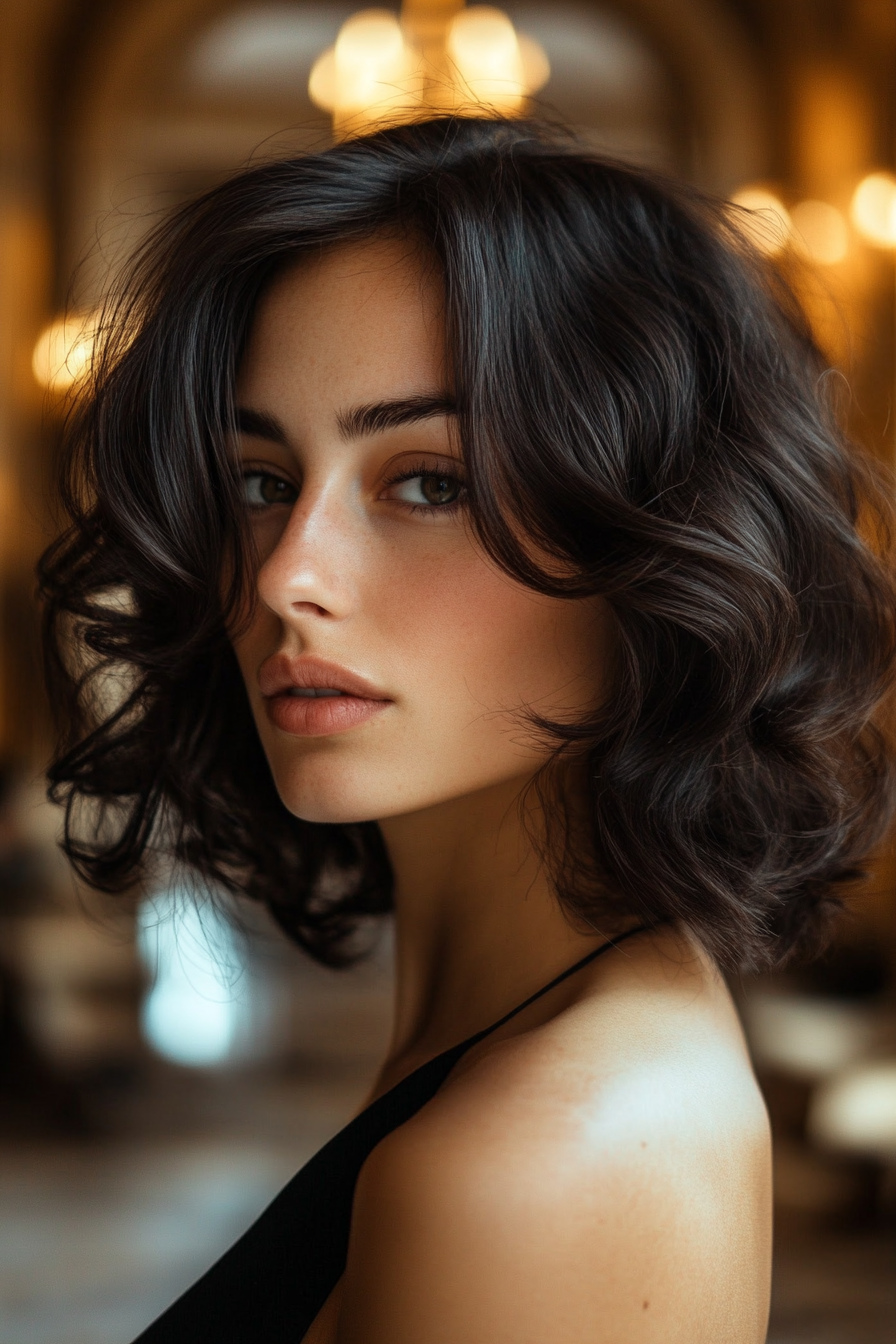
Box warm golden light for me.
[335,11,413,110]
[308,1,549,137]
[309,9,419,125]
[850,172,896,248]
[307,48,338,112]
[516,32,550,96]
[729,187,792,256]
[32,313,98,393]
[791,199,849,265]
[447,6,524,112]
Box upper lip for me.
[258,653,391,701]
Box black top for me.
[133,925,647,1343]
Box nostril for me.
[292,601,329,616]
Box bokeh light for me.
[791,199,849,265]
[809,1063,896,1156]
[309,9,421,128]
[729,186,792,255]
[850,172,896,248]
[137,890,246,1068]
[31,313,98,393]
[448,6,527,111]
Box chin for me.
[269,751,542,828]
[283,794,382,826]
[267,755,409,826]
[273,775,382,825]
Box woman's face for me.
[232,237,611,825]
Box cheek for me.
[386,548,607,724]
[229,597,279,694]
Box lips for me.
[258,653,391,737]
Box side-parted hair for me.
[39,116,896,971]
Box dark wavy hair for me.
[39,116,896,971]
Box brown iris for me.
[420,474,461,506]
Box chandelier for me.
[308,2,550,138]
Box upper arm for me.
[334,1070,771,1344]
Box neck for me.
[377,772,609,1071]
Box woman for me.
[40,117,896,1342]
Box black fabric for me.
[132,926,647,1342]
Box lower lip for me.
[264,693,390,737]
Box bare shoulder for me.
[336,930,771,1344]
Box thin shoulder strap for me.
[455,922,650,1056]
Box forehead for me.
[239,236,447,411]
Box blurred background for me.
[1,3,896,1342]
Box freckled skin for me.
[232,239,773,1344]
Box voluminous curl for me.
[39,116,896,970]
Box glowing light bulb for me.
[729,187,792,256]
[336,9,406,91]
[309,9,419,127]
[448,6,526,112]
[851,172,896,248]
[32,313,98,393]
[790,200,849,265]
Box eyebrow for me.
[234,406,289,443]
[233,395,456,446]
[336,393,456,440]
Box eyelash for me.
[380,459,468,516]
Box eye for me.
[382,463,467,512]
[241,471,299,508]
[395,474,463,507]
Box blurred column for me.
[0,1,61,762]
[787,3,896,460]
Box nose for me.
[255,481,358,624]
